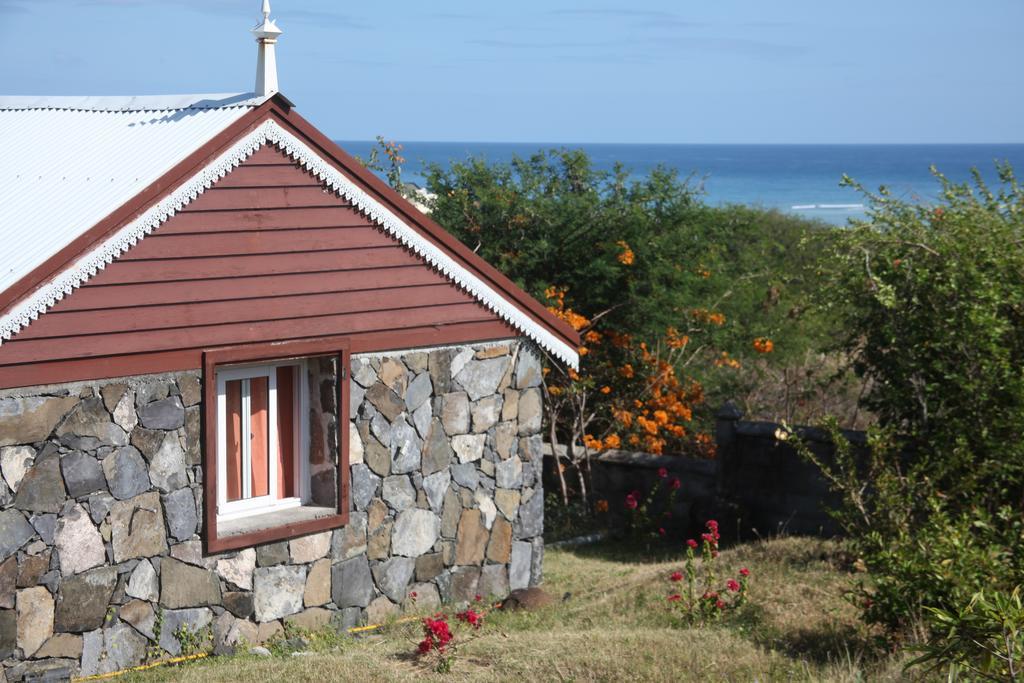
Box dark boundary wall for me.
[544,403,860,541]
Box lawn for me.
[125,537,918,682]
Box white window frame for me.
[215,359,309,522]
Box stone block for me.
[223,591,254,619]
[178,374,202,407]
[351,464,380,511]
[411,401,432,440]
[256,541,289,567]
[55,397,127,450]
[160,557,221,609]
[303,558,331,607]
[102,447,150,501]
[60,452,106,498]
[487,517,513,564]
[517,388,543,435]
[496,456,524,489]
[365,383,404,422]
[388,418,420,474]
[149,432,188,493]
[0,608,14,659]
[422,470,450,513]
[16,551,49,588]
[16,586,53,657]
[428,349,452,394]
[285,607,332,632]
[54,566,117,633]
[158,608,212,656]
[494,488,521,521]
[471,396,501,433]
[119,600,156,640]
[514,488,544,540]
[54,503,104,575]
[331,510,367,561]
[404,582,441,612]
[449,567,481,603]
[0,396,77,447]
[331,555,373,609]
[0,510,34,562]
[0,556,16,609]
[348,422,364,466]
[479,564,509,600]
[289,531,331,564]
[509,542,532,591]
[382,475,415,511]
[452,434,485,464]
[125,559,158,602]
[253,565,305,622]
[514,350,543,389]
[474,489,497,530]
[455,357,509,401]
[440,392,470,436]
[455,509,488,565]
[12,453,65,514]
[1,445,35,493]
[391,508,440,558]
[415,553,444,582]
[405,373,432,413]
[216,548,256,591]
[111,492,167,562]
[372,556,415,603]
[34,632,83,660]
[137,396,185,430]
[162,487,198,542]
[366,596,398,624]
[421,420,453,475]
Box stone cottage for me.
[0,4,579,679]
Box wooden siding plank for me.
[0,305,498,365]
[213,165,322,188]
[21,285,471,339]
[183,186,343,212]
[121,226,390,260]
[157,207,370,234]
[88,246,418,285]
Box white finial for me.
[252,0,283,97]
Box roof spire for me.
[251,0,283,97]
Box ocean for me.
[337,141,1024,225]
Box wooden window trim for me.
[202,335,351,554]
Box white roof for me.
[0,93,267,297]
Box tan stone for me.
[289,531,331,564]
[486,518,513,563]
[501,390,519,421]
[34,633,82,659]
[494,488,521,521]
[455,509,488,565]
[378,358,408,398]
[16,586,53,656]
[256,620,283,644]
[366,596,398,624]
[285,607,333,631]
[100,383,127,412]
[0,396,77,448]
[111,492,167,562]
[348,422,364,466]
[304,558,331,607]
[368,520,393,560]
[495,422,517,460]
[119,599,156,639]
[474,345,510,359]
[517,388,543,435]
[178,375,202,407]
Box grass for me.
[125,536,925,682]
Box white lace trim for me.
[0,119,579,368]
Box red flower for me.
[630,489,642,499]
[410,591,418,599]
[726,579,740,592]
[624,494,638,510]
[706,520,718,532]
[658,467,668,478]
[670,571,683,582]
[457,608,484,629]
[716,599,726,610]
[687,539,698,549]
[669,477,681,490]
[739,567,750,577]
[667,594,682,602]
[418,637,433,654]
[658,527,666,536]
[474,594,483,603]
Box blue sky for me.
[1,0,1021,143]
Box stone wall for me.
[0,339,544,680]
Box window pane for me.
[225,379,243,502]
[249,376,270,498]
[276,366,296,499]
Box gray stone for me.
[135,381,169,408]
[30,513,56,545]
[16,585,53,656]
[158,608,213,656]
[149,432,188,493]
[479,564,510,600]
[129,427,164,461]
[331,511,367,561]
[411,401,432,440]
[126,559,159,602]
[496,456,524,489]
[119,600,156,640]
[530,537,544,585]
[331,555,373,609]
[471,396,502,433]
[391,508,440,558]
[372,557,415,603]
[55,397,127,450]
[509,541,532,590]
[475,489,498,530]
[0,607,15,659]
[350,382,366,419]
[160,557,221,609]
[405,373,433,413]
[518,388,543,435]
[415,553,444,582]
[54,566,117,632]
[515,489,544,539]
[449,348,474,378]
[13,453,66,514]
[163,487,198,542]
[351,464,380,511]
[55,503,105,575]
[60,452,105,498]
[216,548,256,591]
[495,421,517,459]
[253,565,305,622]
[34,632,84,660]
[515,349,543,389]
[0,556,15,608]
[452,433,485,464]
[1,445,35,492]
[352,358,377,387]
[169,540,215,569]
[184,406,201,465]
[0,396,77,447]
[366,596,398,624]
[0,510,34,561]
[451,462,479,490]
[87,492,115,524]
[102,447,150,500]
[111,492,167,562]
[256,542,289,567]
[364,437,390,477]
[428,349,452,394]
[422,470,450,513]
[290,531,331,564]
[382,475,415,511]
[224,591,254,619]
[370,410,390,447]
[421,420,453,476]
[137,396,184,430]
[80,623,148,676]
[501,389,520,421]
[365,383,405,422]
[456,357,509,401]
[449,567,481,603]
[388,417,420,474]
[250,645,272,657]
[441,392,470,435]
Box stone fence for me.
[544,403,860,541]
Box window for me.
[202,337,350,553]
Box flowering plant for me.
[623,468,683,542]
[414,599,487,673]
[665,520,751,625]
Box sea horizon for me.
[338,140,1024,225]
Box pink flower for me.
[726,579,740,592]
[687,539,698,549]
[658,527,666,536]
[667,594,682,602]
[739,567,750,577]
[624,494,638,510]
[716,599,726,610]
[658,467,668,478]
[669,477,681,490]
[670,571,683,582]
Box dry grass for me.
[126,537,925,682]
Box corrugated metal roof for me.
[0,92,266,297]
